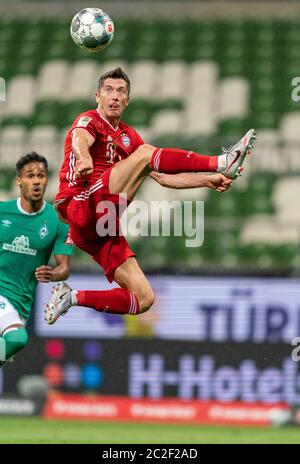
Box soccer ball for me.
[70,7,114,52]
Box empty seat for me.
[189,61,218,93]
[156,61,185,100]
[130,61,158,99]
[273,176,300,212]
[184,61,218,135]
[185,106,217,135]
[218,77,249,120]
[36,60,69,101]
[151,110,182,136]
[26,126,59,166]
[250,129,280,174]
[5,75,35,118]
[0,126,27,168]
[272,176,300,226]
[280,112,300,141]
[64,61,98,102]
[280,113,300,165]
[240,215,300,244]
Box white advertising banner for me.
[35,275,300,342]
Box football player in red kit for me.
[45,67,256,324]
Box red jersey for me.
[55,109,144,202]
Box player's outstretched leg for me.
[44,259,154,325]
[150,128,256,179]
[44,282,141,325]
[108,129,256,199]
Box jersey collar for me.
[97,109,119,131]
[17,198,46,216]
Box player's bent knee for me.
[138,289,155,314]
[134,144,156,162]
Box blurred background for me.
[1,0,300,440]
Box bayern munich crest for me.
[121,134,131,147]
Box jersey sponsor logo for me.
[77,116,92,128]
[39,224,49,240]
[1,219,11,227]
[121,134,131,147]
[3,235,37,256]
[106,138,118,164]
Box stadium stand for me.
[0,17,299,271]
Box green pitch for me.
[0,417,299,444]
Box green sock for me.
[3,327,29,360]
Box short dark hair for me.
[97,67,130,95]
[16,152,48,176]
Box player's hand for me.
[35,265,54,283]
[206,173,233,192]
[76,158,94,178]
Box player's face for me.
[16,162,48,203]
[96,78,129,121]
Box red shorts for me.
[56,167,135,283]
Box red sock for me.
[151,147,218,173]
[76,288,140,315]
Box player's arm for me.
[35,255,71,283]
[72,128,95,178]
[36,219,73,283]
[150,172,232,193]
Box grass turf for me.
[0,417,298,444]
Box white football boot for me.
[44,282,72,325]
[217,128,257,179]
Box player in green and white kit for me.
[0,152,73,366]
